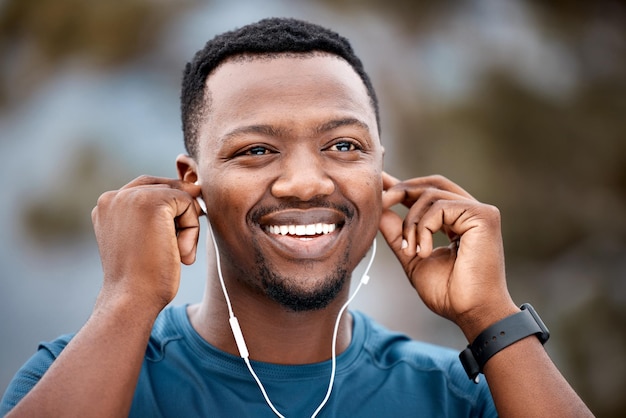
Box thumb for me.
[174,198,201,265]
[177,226,200,265]
[379,208,409,260]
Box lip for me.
[256,208,347,260]
[258,208,346,226]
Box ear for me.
[176,154,198,183]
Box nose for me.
[271,152,335,201]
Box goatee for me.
[257,254,350,312]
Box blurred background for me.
[1,0,624,415]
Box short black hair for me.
[180,17,379,157]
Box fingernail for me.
[415,244,421,254]
[401,239,408,250]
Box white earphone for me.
[195,191,375,417]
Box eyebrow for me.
[219,117,371,145]
[219,124,288,145]
[314,117,370,134]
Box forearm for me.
[483,335,593,418]
[459,304,593,417]
[380,174,593,416]
[7,293,160,418]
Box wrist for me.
[95,285,164,325]
[456,300,519,343]
[459,303,551,382]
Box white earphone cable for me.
[311,239,376,418]
[204,210,375,418]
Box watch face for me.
[521,303,550,344]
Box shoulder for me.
[33,305,188,363]
[352,311,496,415]
[0,333,74,415]
[144,304,187,362]
[0,305,185,416]
[355,310,461,370]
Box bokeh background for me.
[1,0,624,416]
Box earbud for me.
[194,181,207,214]
[196,196,207,214]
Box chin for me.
[258,256,351,312]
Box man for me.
[1,18,592,417]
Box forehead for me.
[207,52,368,99]
[200,53,377,142]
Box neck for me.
[188,273,354,365]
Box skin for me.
[6,54,592,417]
[178,54,383,364]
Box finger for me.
[382,172,404,210]
[403,188,471,234]
[415,200,484,258]
[382,185,409,210]
[399,175,476,200]
[121,176,204,219]
[383,175,476,211]
[170,181,204,217]
[382,171,401,191]
[178,225,200,265]
[391,187,469,255]
[92,190,116,223]
[173,194,201,265]
[379,208,407,255]
[120,175,181,189]
[120,175,202,199]
[382,175,470,212]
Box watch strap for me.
[459,303,550,383]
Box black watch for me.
[459,303,550,383]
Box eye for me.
[329,140,360,152]
[242,145,272,156]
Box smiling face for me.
[190,53,383,311]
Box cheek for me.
[204,173,258,222]
[346,171,382,266]
[343,169,383,207]
[337,168,383,250]
[203,184,256,261]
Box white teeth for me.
[265,223,338,237]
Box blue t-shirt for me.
[1,306,497,417]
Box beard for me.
[255,251,350,312]
[243,200,356,312]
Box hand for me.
[379,172,516,340]
[91,176,203,311]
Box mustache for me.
[249,198,355,223]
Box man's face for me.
[195,53,383,311]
